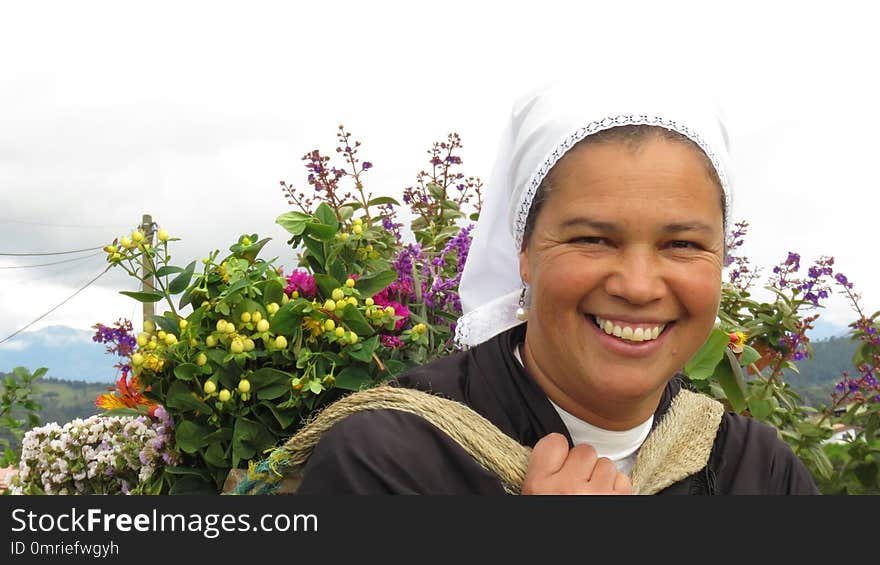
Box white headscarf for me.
[455,78,733,348]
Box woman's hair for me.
[521,125,727,247]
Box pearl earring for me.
[515,286,528,321]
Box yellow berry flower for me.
[256,319,270,333]
[218,389,231,402]
[324,319,336,332]
[336,300,347,311]
[349,332,358,345]
[230,339,244,354]
[238,379,251,394]
[352,225,363,235]
[302,318,324,343]
[324,299,336,312]
[346,297,357,306]
[196,353,208,366]
[274,335,288,349]
[365,298,374,307]
[131,230,144,243]
[332,288,345,301]
[157,330,167,341]
[157,229,170,242]
[179,319,188,330]
[335,327,345,338]
[339,233,349,242]
[164,333,178,346]
[267,303,280,315]
[240,312,252,323]
[244,338,255,352]
[252,311,262,322]
[136,333,149,347]
[345,278,356,288]
[216,320,227,332]
[206,335,217,347]
[131,353,144,366]
[203,380,217,394]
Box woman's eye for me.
[669,240,700,249]
[572,236,606,245]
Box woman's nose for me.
[603,250,667,305]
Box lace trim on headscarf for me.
[512,114,731,251]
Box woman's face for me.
[519,136,725,429]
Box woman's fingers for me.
[526,433,571,478]
[523,435,632,495]
[613,471,633,495]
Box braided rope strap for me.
[233,385,723,495]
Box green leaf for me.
[305,222,337,241]
[684,329,730,380]
[175,420,207,453]
[314,273,341,297]
[338,204,356,222]
[150,313,179,334]
[249,367,292,390]
[120,290,164,303]
[164,466,213,479]
[739,345,761,366]
[427,182,444,199]
[203,443,228,468]
[383,359,408,378]
[173,363,200,382]
[302,235,326,267]
[329,260,347,287]
[262,279,285,306]
[224,277,251,296]
[232,418,275,468]
[367,196,401,207]
[165,381,212,413]
[809,446,834,480]
[334,366,372,391]
[270,302,302,336]
[256,383,290,400]
[715,350,747,413]
[262,401,298,428]
[354,270,397,298]
[340,303,374,336]
[276,211,311,236]
[308,380,324,394]
[155,265,184,277]
[348,335,379,363]
[168,261,196,294]
[315,202,339,231]
[240,237,271,263]
[747,398,772,421]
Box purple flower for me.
[362,162,373,170]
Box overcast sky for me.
[1,0,878,348]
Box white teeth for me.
[595,316,666,343]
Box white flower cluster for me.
[9,411,179,495]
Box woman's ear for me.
[519,246,531,285]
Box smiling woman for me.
[293,79,819,495]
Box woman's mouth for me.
[590,315,673,343]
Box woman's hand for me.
[521,433,632,495]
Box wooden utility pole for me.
[141,214,155,327]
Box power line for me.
[0,245,104,257]
[0,218,131,230]
[0,266,111,345]
[0,251,103,269]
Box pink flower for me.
[372,293,410,331]
[285,270,317,297]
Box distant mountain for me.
[0,325,120,383]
